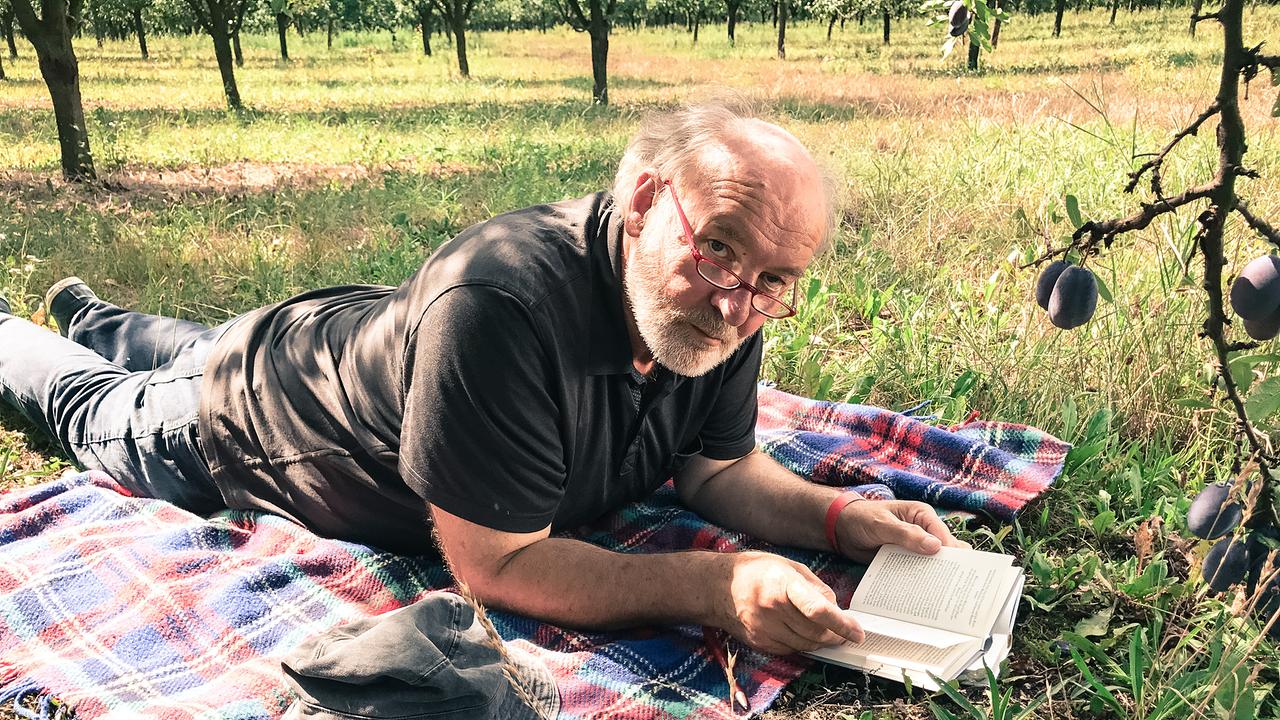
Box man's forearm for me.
[681,450,842,552]
[475,537,730,631]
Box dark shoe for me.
[45,277,99,334]
[0,295,10,315]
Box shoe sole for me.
[44,276,89,314]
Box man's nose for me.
[713,286,754,327]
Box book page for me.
[849,545,1016,636]
[848,611,976,648]
[807,632,982,675]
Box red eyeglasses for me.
[663,180,799,320]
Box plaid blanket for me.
[0,385,1069,720]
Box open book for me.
[804,544,1024,691]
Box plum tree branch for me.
[1124,102,1219,196]
[1072,184,1216,251]
[1237,201,1280,247]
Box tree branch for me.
[232,0,251,32]
[1237,200,1280,247]
[9,0,42,39]
[1257,54,1279,69]
[1125,102,1220,197]
[559,0,587,31]
[184,0,211,33]
[1073,184,1217,250]
[67,0,83,32]
[1190,11,1220,24]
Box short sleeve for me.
[398,286,566,532]
[696,331,763,460]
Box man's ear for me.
[623,170,660,239]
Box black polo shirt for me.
[198,192,762,554]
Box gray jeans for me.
[0,300,228,514]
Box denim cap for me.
[281,591,560,720]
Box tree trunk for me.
[0,51,5,80]
[1189,0,1203,35]
[726,2,737,45]
[882,9,889,44]
[1053,0,1065,37]
[210,23,242,109]
[771,0,776,28]
[25,31,96,179]
[327,15,333,48]
[826,12,835,41]
[776,0,785,59]
[419,5,431,55]
[10,2,96,180]
[133,7,148,59]
[232,30,243,66]
[276,12,289,60]
[991,0,1001,46]
[4,16,16,59]
[452,17,468,77]
[692,15,699,43]
[589,18,608,104]
[1110,0,1118,24]
[967,35,979,69]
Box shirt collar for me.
[587,194,637,376]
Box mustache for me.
[683,306,735,342]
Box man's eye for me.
[761,274,788,290]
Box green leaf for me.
[1245,376,1280,422]
[1121,560,1168,598]
[1091,510,1116,536]
[1061,396,1078,435]
[1095,274,1113,304]
[1065,194,1083,228]
[1172,397,1214,409]
[1074,605,1113,637]
[1085,407,1113,442]
[932,677,983,718]
[1227,353,1280,395]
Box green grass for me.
[2,6,1280,719]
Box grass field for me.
[2,5,1280,718]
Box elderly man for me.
[0,102,962,656]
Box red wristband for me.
[824,491,864,555]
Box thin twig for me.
[1073,184,1216,251]
[1236,201,1280,247]
[1124,102,1220,196]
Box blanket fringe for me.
[0,675,73,720]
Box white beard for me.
[623,217,744,377]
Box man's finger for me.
[900,504,965,551]
[886,517,943,555]
[785,579,864,644]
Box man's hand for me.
[713,551,864,655]
[836,500,969,562]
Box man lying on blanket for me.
[0,99,966,658]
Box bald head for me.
[613,101,835,254]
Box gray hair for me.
[612,98,842,253]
